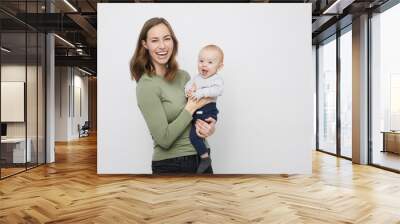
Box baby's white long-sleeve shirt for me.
[184,73,224,101]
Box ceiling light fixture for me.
[1,47,11,53]
[54,34,75,48]
[322,0,354,14]
[78,67,93,76]
[63,0,78,12]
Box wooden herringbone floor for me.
[1,134,400,224]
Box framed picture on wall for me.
[1,81,25,122]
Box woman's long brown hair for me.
[130,17,179,82]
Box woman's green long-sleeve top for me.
[136,70,206,161]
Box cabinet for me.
[0,138,32,165]
[382,131,400,154]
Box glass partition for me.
[38,32,45,165]
[0,1,46,179]
[27,31,38,169]
[371,3,400,171]
[1,31,28,177]
[317,36,337,155]
[339,28,352,158]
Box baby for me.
[184,44,224,173]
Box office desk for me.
[382,131,400,154]
[1,138,32,163]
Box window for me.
[318,36,337,154]
[339,28,352,158]
[371,3,400,171]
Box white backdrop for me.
[98,3,313,174]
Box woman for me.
[130,17,216,174]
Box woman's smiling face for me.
[142,23,174,68]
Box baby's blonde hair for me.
[201,44,224,63]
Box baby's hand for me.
[193,91,203,101]
[186,88,194,97]
[186,90,193,98]
[190,94,199,102]
[190,83,197,92]
[188,91,204,102]
[186,83,197,98]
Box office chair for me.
[79,121,90,138]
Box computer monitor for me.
[1,123,7,137]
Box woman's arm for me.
[137,83,193,149]
[137,81,212,149]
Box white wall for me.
[55,67,69,141]
[72,72,89,138]
[98,3,313,174]
[55,67,89,141]
[312,45,317,148]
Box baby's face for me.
[197,48,223,78]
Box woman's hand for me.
[184,97,212,115]
[195,117,216,138]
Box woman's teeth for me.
[156,52,167,56]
